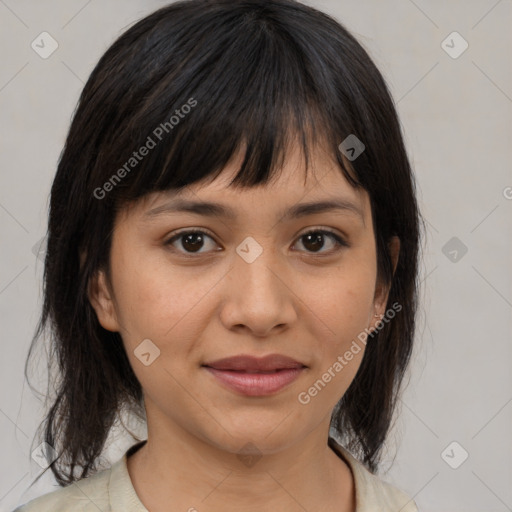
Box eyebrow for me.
[143,198,364,223]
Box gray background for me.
[1,1,511,511]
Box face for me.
[88,142,399,456]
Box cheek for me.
[301,258,376,344]
[294,257,377,407]
[109,245,220,351]
[293,265,376,411]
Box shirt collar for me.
[108,440,148,511]
[328,435,418,511]
[108,437,416,512]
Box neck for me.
[126,418,355,512]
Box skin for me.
[88,141,400,512]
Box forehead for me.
[121,141,370,224]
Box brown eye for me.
[165,228,348,258]
[165,230,218,255]
[293,229,348,254]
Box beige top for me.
[14,437,418,511]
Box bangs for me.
[87,1,366,207]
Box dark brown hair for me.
[25,0,423,487]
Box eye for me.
[165,229,219,255]
[292,228,348,255]
[164,228,348,257]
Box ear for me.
[87,268,120,332]
[372,236,400,320]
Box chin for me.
[202,427,301,457]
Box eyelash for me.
[164,228,349,258]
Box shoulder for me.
[13,464,113,512]
[329,436,419,512]
[353,465,419,512]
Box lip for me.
[203,354,305,372]
[204,367,305,396]
[202,354,307,397]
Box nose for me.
[219,244,298,337]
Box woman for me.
[15,0,423,510]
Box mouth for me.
[206,369,293,373]
[203,367,306,396]
[202,354,307,396]
[202,353,306,372]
